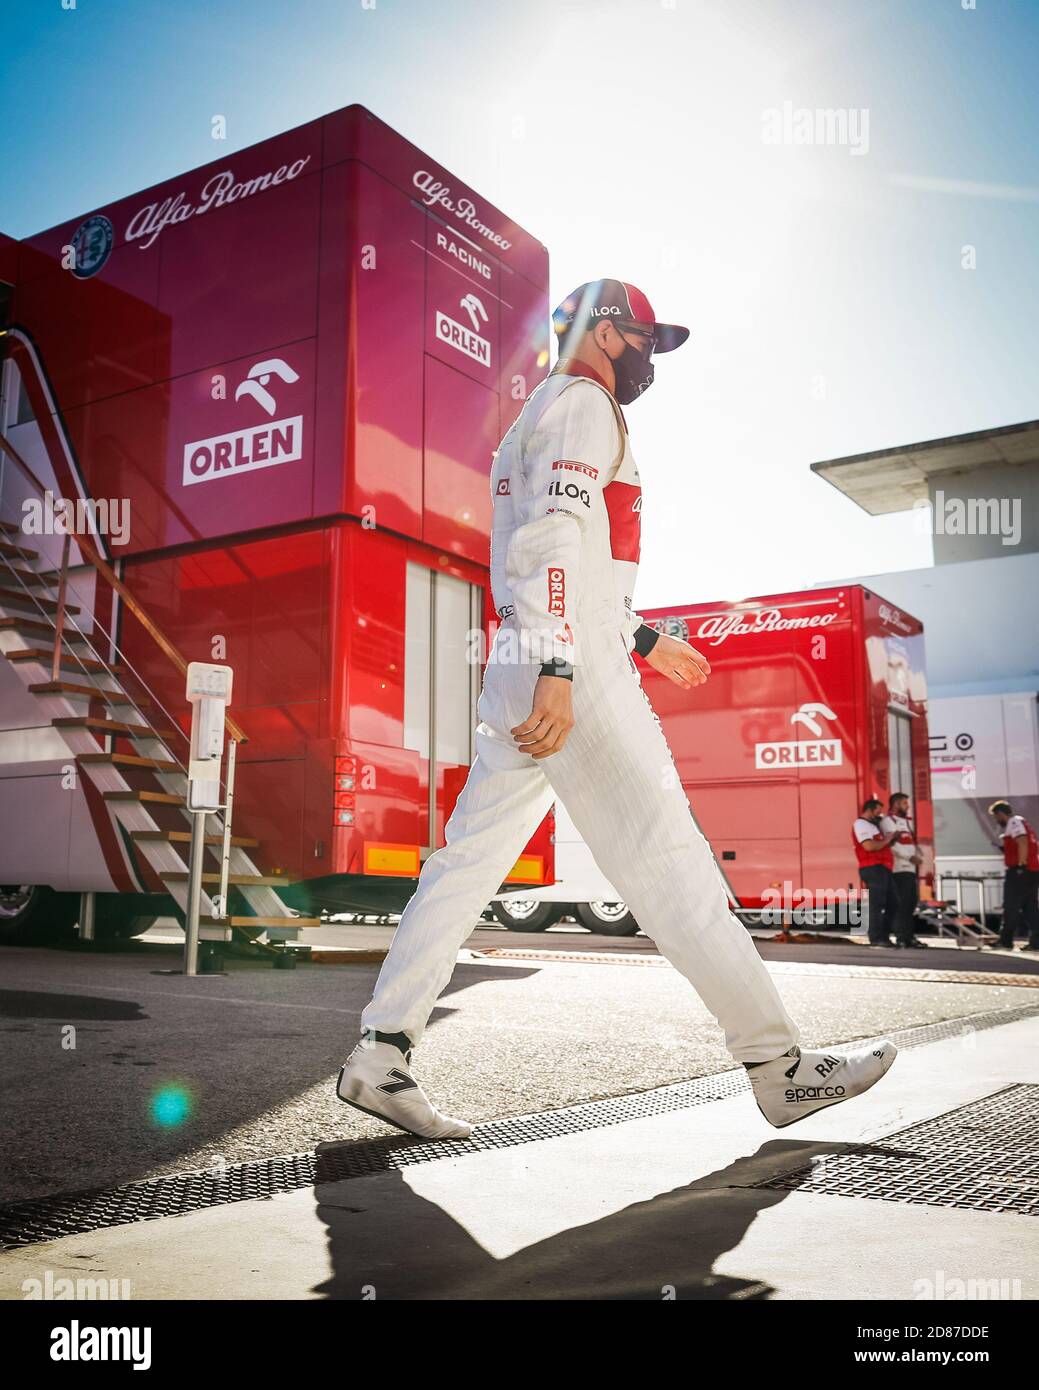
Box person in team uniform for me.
[880,791,927,949]
[989,800,1039,950]
[335,279,897,1137]
[853,798,899,947]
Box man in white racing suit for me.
[338,279,896,1135]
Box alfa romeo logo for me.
[71,215,114,279]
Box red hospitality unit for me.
[637,585,935,917]
[0,105,553,938]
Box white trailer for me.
[930,690,1039,919]
[492,799,638,935]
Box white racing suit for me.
[361,363,799,1063]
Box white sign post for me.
[183,662,233,976]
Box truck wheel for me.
[574,900,639,936]
[94,896,158,941]
[490,898,561,932]
[0,885,79,944]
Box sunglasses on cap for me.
[615,321,657,356]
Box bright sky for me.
[3,0,1037,605]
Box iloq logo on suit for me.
[182,358,303,488]
[548,480,591,508]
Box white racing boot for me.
[336,1039,472,1140]
[749,1040,897,1128]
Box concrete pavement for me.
[3,924,1038,1302]
[2,1010,1036,1300]
[1,936,1034,1203]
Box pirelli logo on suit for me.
[547,567,567,619]
[552,460,599,479]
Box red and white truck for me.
[0,107,936,948]
[493,585,935,932]
[0,104,555,941]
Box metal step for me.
[0,617,89,645]
[104,789,183,806]
[131,829,259,848]
[7,648,121,675]
[0,588,80,615]
[1,569,50,588]
[161,872,289,886]
[198,915,320,928]
[79,751,182,773]
[53,715,179,740]
[0,540,39,561]
[29,681,137,703]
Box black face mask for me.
[611,338,654,405]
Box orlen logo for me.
[755,703,843,769]
[435,293,492,368]
[459,292,489,332]
[183,357,303,488]
[547,567,566,619]
[234,358,299,417]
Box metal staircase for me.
[0,435,319,945]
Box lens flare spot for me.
[150,1085,192,1128]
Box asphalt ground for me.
[2,926,1036,1206]
[308,916,1039,974]
[4,1014,1036,1306]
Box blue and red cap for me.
[552,279,690,354]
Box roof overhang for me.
[811,419,1039,515]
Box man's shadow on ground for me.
[311,1137,826,1300]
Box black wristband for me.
[632,623,660,657]
[539,659,574,681]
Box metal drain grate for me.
[1,1000,1037,1249]
[869,1001,1039,1050]
[754,1083,1039,1215]
[473,946,1039,988]
[0,1071,748,1250]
